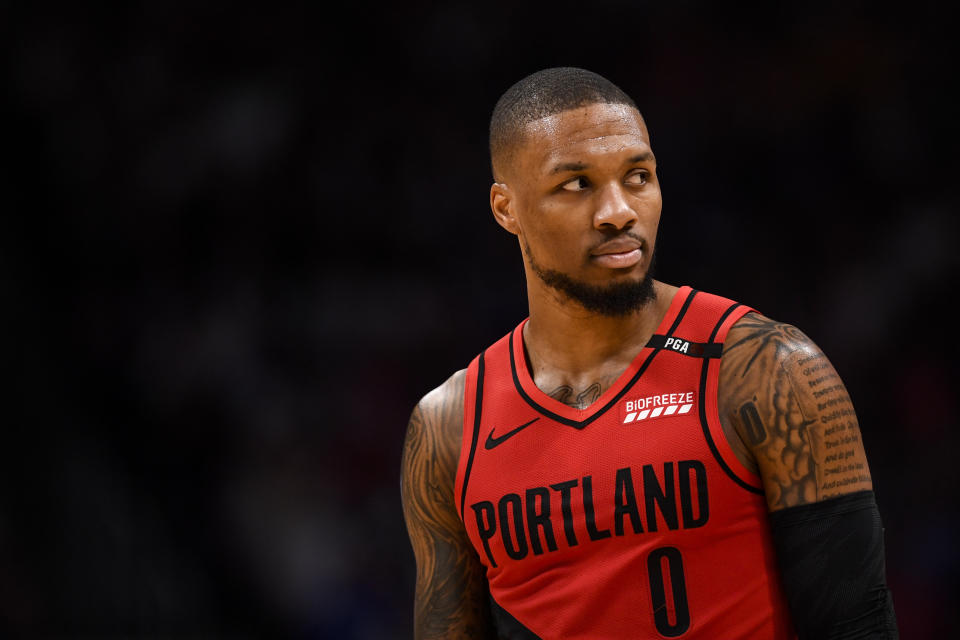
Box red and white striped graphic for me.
[623,403,694,423]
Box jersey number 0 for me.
[647,547,691,636]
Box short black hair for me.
[489,67,639,181]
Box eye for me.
[560,176,590,192]
[625,170,649,186]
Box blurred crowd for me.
[5,2,958,637]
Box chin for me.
[538,265,658,316]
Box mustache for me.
[590,231,647,252]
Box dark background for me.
[5,1,958,637]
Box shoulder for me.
[719,311,823,423]
[718,312,872,510]
[413,368,467,443]
[723,311,821,372]
[419,368,468,419]
[401,369,468,494]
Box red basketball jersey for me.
[454,287,796,639]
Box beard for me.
[524,238,657,316]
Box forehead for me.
[519,103,652,172]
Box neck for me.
[523,277,677,380]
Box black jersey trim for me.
[509,290,699,429]
[460,352,485,523]
[489,591,544,639]
[697,303,765,494]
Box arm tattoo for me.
[720,313,873,510]
[548,382,603,409]
[401,371,494,639]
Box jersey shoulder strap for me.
[453,328,514,520]
[685,289,763,492]
[646,289,755,355]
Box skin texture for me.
[401,101,878,636]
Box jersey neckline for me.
[509,285,695,428]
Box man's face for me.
[494,102,662,314]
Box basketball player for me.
[401,68,898,639]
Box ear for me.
[490,182,520,235]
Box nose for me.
[593,182,638,231]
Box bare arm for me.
[718,312,872,510]
[400,370,495,639]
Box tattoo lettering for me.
[720,313,872,510]
[794,351,871,499]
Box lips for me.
[591,237,643,256]
[590,237,645,269]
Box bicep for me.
[721,314,872,511]
[721,317,898,636]
[401,384,494,639]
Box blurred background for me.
[4,1,958,637]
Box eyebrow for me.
[550,161,588,175]
[549,152,655,175]
[629,152,655,163]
